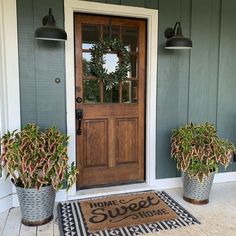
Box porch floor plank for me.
[2,207,21,236]
[19,224,37,236]
[0,181,236,236]
[53,204,60,236]
[0,210,8,235]
[37,220,54,236]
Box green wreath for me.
[90,38,131,90]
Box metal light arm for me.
[42,8,56,26]
[165,21,183,39]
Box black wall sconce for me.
[164,21,192,49]
[35,8,67,41]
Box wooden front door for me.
[75,14,146,189]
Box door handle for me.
[76,108,83,135]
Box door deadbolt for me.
[76,97,83,103]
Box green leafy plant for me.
[90,38,131,90]
[171,122,235,182]
[0,124,79,190]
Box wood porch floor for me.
[0,181,235,236]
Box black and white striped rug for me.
[58,191,200,236]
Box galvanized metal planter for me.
[183,172,215,205]
[16,185,56,226]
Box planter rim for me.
[182,171,215,178]
[15,185,54,190]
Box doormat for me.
[58,191,200,236]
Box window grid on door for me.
[81,23,139,104]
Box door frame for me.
[65,0,158,197]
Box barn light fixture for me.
[35,8,67,41]
[165,21,192,49]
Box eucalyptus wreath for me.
[90,38,131,90]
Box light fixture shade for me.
[35,8,67,41]
[35,26,67,41]
[165,36,192,49]
[165,21,192,49]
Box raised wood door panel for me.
[75,14,146,189]
[83,119,108,168]
[115,118,138,165]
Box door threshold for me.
[68,183,156,201]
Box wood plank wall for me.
[17,0,236,178]
[17,0,66,133]
[217,0,236,172]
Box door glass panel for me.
[122,80,138,103]
[128,54,138,78]
[82,24,101,50]
[82,52,92,76]
[81,21,140,104]
[122,27,138,53]
[104,84,119,103]
[103,53,119,73]
[83,80,100,103]
[103,25,120,40]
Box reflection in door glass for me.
[82,24,100,49]
[104,84,119,103]
[103,53,119,73]
[122,80,138,103]
[103,25,120,40]
[83,80,100,103]
[128,54,138,78]
[82,52,92,76]
[122,27,138,53]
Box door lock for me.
[76,108,83,135]
[76,97,83,103]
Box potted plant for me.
[0,123,78,226]
[171,122,235,205]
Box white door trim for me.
[64,0,158,197]
[0,0,21,212]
